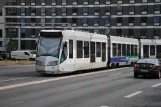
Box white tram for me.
[35,30,161,74]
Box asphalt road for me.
[0,65,161,107]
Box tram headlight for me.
[47,61,58,66]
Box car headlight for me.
[47,61,58,66]
[36,60,43,65]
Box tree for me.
[7,38,17,51]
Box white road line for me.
[124,91,143,98]
[0,77,31,83]
[100,106,109,107]
[0,67,130,91]
[1,101,24,107]
[151,83,161,88]
[110,73,122,76]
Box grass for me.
[0,60,35,66]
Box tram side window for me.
[134,45,138,56]
[157,45,161,58]
[112,43,117,56]
[122,44,126,56]
[84,41,89,58]
[90,42,96,62]
[150,45,155,56]
[102,42,106,61]
[118,44,121,56]
[131,45,134,56]
[96,42,101,57]
[143,45,149,58]
[127,44,130,56]
[69,40,73,58]
[77,41,83,58]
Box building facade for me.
[1,0,161,50]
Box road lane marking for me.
[1,101,24,107]
[110,73,122,76]
[0,77,31,83]
[151,83,161,88]
[100,106,109,107]
[124,91,143,98]
[0,67,130,91]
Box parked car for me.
[134,58,161,79]
[11,50,36,60]
[0,53,9,60]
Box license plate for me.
[140,70,148,72]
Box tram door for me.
[90,42,96,68]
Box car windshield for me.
[30,51,36,54]
[137,59,157,64]
[37,37,62,58]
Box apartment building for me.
[1,0,161,50]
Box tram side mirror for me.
[63,41,67,47]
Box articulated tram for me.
[35,30,161,74]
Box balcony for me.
[118,1,123,4]
[21,3,25,5]
[154,23,160,26]
[142,11,147,14]
[62,2,66,5]
[72,13,77,16]
[130,0,135,3]
[95,2,99,5]
[83,24,87,26]
[31,13,35,16]
[31,3,35,5]
[72,23,77,26]
[129,12,134,15]
[117,23,122,26]
[106,1,110,4]
[117,12,122,15]
[83,2,88,5]
[41,3,45,5]
[94,24,99,26]
[52,3,56,5]
[94,12,99,16]
[154,11,160,14]
[129,23,134,26]
[155,0,160,2]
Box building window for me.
[141,17,147,26]
[0,41,2,47]
[52,0,56,5]
[118,0,123,4]
[41,0,46,5]
[105,17,111,26]
[141,29,147,38]
[117,29,122,36]
[129,0,135,3]
[61,18,67,24]
[83,7,88,15]
[105,7,110,15]
[106,0,110,4]
[129,17,135,26]
[77,41,83,58]
[51,8,56,16]
[20,28,26,38]
[73,0,77,5]
[62,7,66,16]
[83,0,88,5]
[94,7,99,15]
[51,18,55,26]
[72,18,77,26]
[117,17,122,26]
[154,16,160,26]
[154,29,160,39]
[31,0,35,5]
[83,18,88,26]
[21,0,25,5]
[155,0,161,2]
[30,8,36,16]
[141,5,147,14]
[72,7,77,15]
[129,6,134,15]
[41,18,45,26]
[0,29,2,37]
[41,8,45,16]
[84,41,89,58]
[142,0,147,3]
[95,0,99,5]
[62,0,66,5]
[154,5,160,14]
[117,6,122,15]
[94,17,99,26]
[129,29,134,37]
[20,8,25,16]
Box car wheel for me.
[134,72,138,78]
[156,71,161,79]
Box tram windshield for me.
[37,32,62,58]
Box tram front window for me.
[37,37,62,58]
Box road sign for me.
[4,39,9,46]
